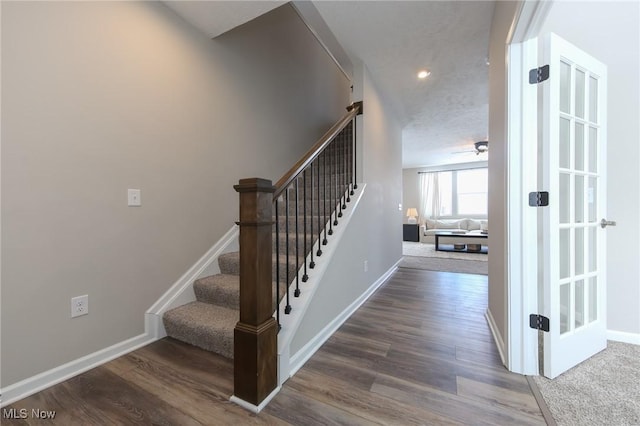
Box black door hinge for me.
[529,65,550,84]
[530,314,550,332]
[529,191,549,207]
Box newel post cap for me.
[234,178,275,193]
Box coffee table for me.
[435,232,488,254]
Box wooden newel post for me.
[233,178,277,407]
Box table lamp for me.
[406,208,418,224]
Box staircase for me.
[162,253,239,359]
[160,102,362,407]
[162,179,340,356]
[162,226,313,359]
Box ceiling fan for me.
[452,140,489,155]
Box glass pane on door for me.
[560,118,571,168]
[588,227,597,272]
[560,229,570,279]
[560,61,572,114]
[589,127,598,172]
[575,123,585,171]
[575,280,585,328]
[589,76,598,123]
[575,228,584,275]
[588,177,597,222]
[560,283,570,334]
[575,69,586,119]
[560,173,571,223]
[588,277,598,323]
[575,175,584,223]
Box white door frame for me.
[505,0,554,375]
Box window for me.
[456,169,488,216]
[420,168,488,218]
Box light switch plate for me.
[128,189,141,207]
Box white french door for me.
[540,33,608,379]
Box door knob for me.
[600,219,617,228]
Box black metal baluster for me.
[338,132,344,218]
[353,118,358,191]
[346,124,352,202]
[274,198,280,327]
[331,139,338,226]
[284,189,291,314]
[328,142,334,235]
[327,146,334,236]
[309,161,316,268]
[323,150,329,244]
[317,153,324,255]
[342,129,347,208]
[294,179,300,297]
[302,170,309,281]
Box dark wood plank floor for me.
[3,268,545,425]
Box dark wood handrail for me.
[273,103,361,199]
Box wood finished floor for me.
[4,268,546,425]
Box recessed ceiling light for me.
[417,70,431,79]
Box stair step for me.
[193,271,291,307]
[274,231,321,253]
[194,274,239,308]
[218,252,239,276]
[275,215,322,227]
[218,251,310,288]
[162,301,237,359]
[280,198,347,215]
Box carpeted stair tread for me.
[194,274,239,308]
[218,252,239,276]
[219,250,310,279]
[162,301,237,359]
[218,249,313,288]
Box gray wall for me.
[540,1,640,336]
[291,62,403,355]
[1,2,350,387]
[487,0,522,355]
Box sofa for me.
[419,218,488,244]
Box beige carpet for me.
[402,242,488,261]
[533,341,640,426]
[401,242,488,275]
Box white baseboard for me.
[485,308,507,367]
[607,329,640,345]
[0,333,155,408]
[146,225,239,338]
[230,386,281,414]
[1,225,240,407]
[288,259,400,378]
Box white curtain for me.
[419,172,441,221]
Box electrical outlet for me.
[364,260,368,272]
[71,295,89,318]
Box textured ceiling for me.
[313,1,495,168]
[164,1,495,168]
